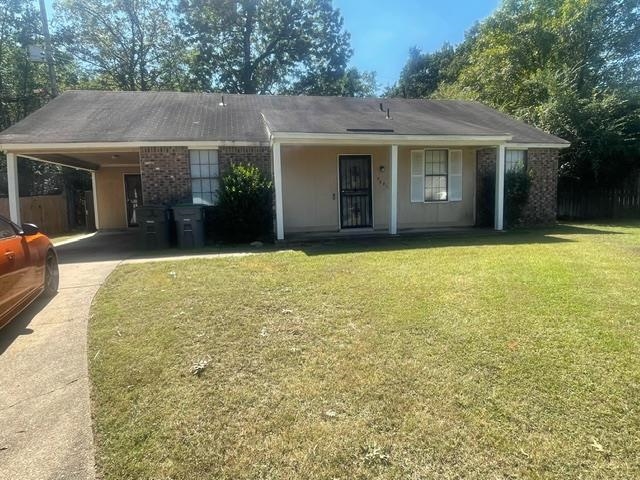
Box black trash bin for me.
[173,204,205,248]
[135,206,171,249]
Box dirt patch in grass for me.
[89,223,640,479]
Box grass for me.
[89,222,640,479]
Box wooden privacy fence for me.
[558,188,640,219]
[0,195,68,234]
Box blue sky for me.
[43,0,500,90]
[334,0,500,90]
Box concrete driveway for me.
[0,232,136,480]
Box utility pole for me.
[38,0,58,97]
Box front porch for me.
[272,142,508,240]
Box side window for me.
[190,150,220,205]
[0,218,16,239]
[506,149,527,172]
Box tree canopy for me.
[178,0,374,95]
[48,0,375,96]
[391,0,640,187]
[55,0,190,91]
[0,0,73,197]
[0,0,49,131]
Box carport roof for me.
[0,90,569,147]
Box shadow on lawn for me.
[290,224,622,256]
[52,223,625,263]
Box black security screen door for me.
[339,155,373,228]
[124,174,143,227]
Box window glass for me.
[190,150,219,205]
[424,150,448,201]
[506,149,526,172]
[0,218,16,239]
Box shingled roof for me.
[0,90,569,146]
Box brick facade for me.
[475,147,559,227]
[218,146,272,178]
[522,148,559,225]
[140,146,191,205]
[139,145,273,206]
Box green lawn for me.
[89,222,640,479]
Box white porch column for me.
[273,142,284,240]
[91,170,100,230]
[389,144,398,234]
[6,152,21,225]
[494,144,506,230]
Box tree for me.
[387,44,456,98]
[291,67,377,97]
[55,0,190,91]
[0,0,50,131]
[395,0,640,188]
[0,0,68,198]
[178,0,357,95]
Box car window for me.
[0,218,17,239]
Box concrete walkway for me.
[0,232,136,480]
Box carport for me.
[3,147,142,230]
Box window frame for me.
[424,149,449,203]
[410,148,464,204]
[505,148,527,173]
[189,149,220,206]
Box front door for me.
[124,174,143,227]
[339,155,373,229]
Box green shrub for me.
[215,164,273,242]
[476,169,532,228]
[505,169,532,227]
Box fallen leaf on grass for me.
[190,356,212,376]
[590,437,605,452]
[360,442,391,467]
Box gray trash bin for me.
[135,206,171,249]
[173,205,205,248]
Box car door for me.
[0,218,22,323]
[0,218,31,320]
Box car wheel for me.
[43,250,59,297]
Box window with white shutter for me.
[448,150,463,201]
[410,150,425,203]
[410,149,464,202]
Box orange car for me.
[0,215,59,330]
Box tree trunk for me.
[241,1,256,94]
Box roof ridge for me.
[58,89,486,103]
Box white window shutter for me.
[448,150,463,201]
[411,150,425,203]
